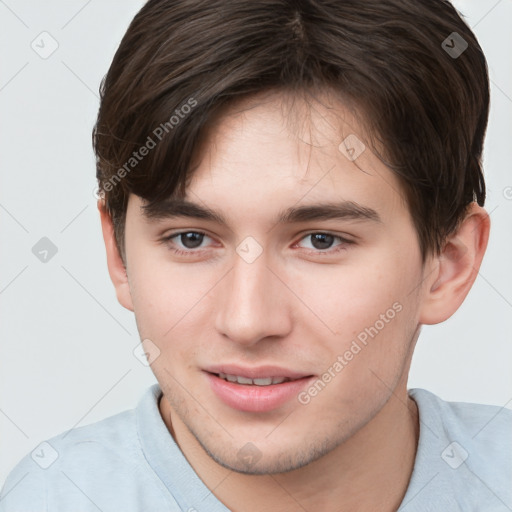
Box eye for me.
[295,232,353,253]
[161,230,213,255]
[160,230,354,257]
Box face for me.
[122,91,430,474]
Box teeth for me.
[217,372,290,386]
[253,377,272,386]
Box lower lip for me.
[205,372,314,412]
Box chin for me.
[193,427,345,475]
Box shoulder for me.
[0,385,176,511]
[410,387,512,451]
[404,388,512,511]
[0,408,138,509]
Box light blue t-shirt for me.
[1,384,510,511]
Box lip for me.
[204,365,315,413]
[204,364,310,380]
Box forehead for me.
[132,90,409,229]
[181,92,405,220]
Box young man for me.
[1,0,510,510]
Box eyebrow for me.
[142,198,382,225]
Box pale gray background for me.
[1,0,511,485]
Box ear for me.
[97,200,134,312]
[419,203,490,325]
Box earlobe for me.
[97,199,134,312]
[419,203,490,325]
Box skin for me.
[99,90,489,512]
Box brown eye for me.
[161,230,212,255]
[297,232,352,253]
[178,232,205,249]
[309,233,335,250]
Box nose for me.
[214,248,292,347]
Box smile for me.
[216,372,291,386]
[205,369,315,412]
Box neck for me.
[159,383,419,512]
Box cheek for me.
[289,257,412,336]
[288,251,421,378]
[127,251,217,343]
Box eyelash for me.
[160,230,354,257]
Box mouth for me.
[204,366,315,412]
[214,372,294,386]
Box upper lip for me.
[204,364,312,380]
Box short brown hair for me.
[93,0,489,264]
